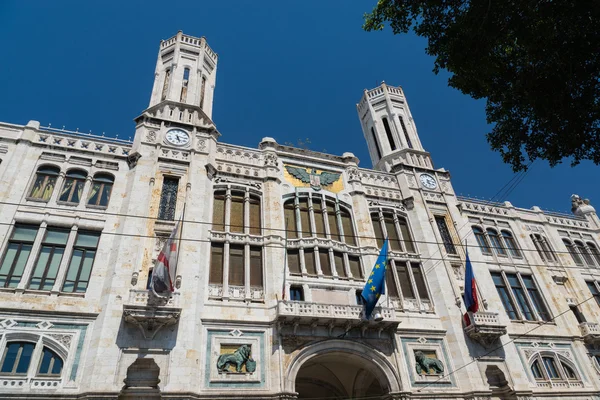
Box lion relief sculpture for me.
[217,344,256,373]
[414,351,444,375]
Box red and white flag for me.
[151,221,181,296]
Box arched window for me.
[575,240,595,267]
[59,169,87,204]
[381,117,396,150]
[563,239,583,265]
[399,116,413,149]
[531,234,557,262]
[87,173,114,207]
[38,348,63,376]
[531,359,544,379]
[529,352,581,383]
[370,211,416,253]
[587,242,600,266]
[473,227,491,254]
[29,165,60,201]
[501,230,521,257]
[180,67,190,102]
[283,194,361,280]
[486,228,507,256]
[370,127,382,159]
[210,187,264,298]
[0,342,35,374]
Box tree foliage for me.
[364,0,600,171]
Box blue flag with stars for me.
[361,238,389,319]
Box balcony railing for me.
[122,290,181,339]
[464,311,507,347]
[579,322,600,344]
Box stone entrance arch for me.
[285,340,400,399]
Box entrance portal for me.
[295,352,387,399]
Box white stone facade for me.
[0,32,599,400]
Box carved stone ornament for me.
[264,152,278,167]
[146,131,157,143]
[48,334,73,349]
[285,165,341,191]
[414,350,444,375]
[346,167,359,182]
[126,152,141,169]
[122,291,181,339]
[196,138,207,152]
[571,194,596,216]
[464,311,507,347]
[216,344,256,373]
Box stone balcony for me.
[579,322,600,344]
[464,311,507,347]
[122,290,181,339]
[276,300,400,336]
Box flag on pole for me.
[151,220,181,296]
[361,238,389,319]
[463,249,478,313]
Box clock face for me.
[165,129,190,146]
[420,174,437,189]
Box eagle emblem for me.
[285,166,341,191]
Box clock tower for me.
[356,82,433,173]
[132,31,219,152]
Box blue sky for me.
[0,1,596,214]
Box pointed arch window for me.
[87,173,114,207]
[370,127,382,159]
[501,230,522,257]
[381,117,396,150]
[399,116,413,149]
[587,242,600,266]
[575,240,596,267]
[29,165,60,201]
[0,342,35,374]
[59,169,87,204]
[531,234,557,263]
[486,228,507,256]
[529,352,581,384]
[180,67,190,102]
[473,226,492,255]
[563,239,583,265]
[38,348,63,376]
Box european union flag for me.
[361,238,389,319]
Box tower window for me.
[200,76,207,109]
[180,68,190,102]
[158,177,179,221]
[399,116,413,149]
[370,127,382,159]
[161,69,171,101]
[382,117,396,150]
[434,216,457,255]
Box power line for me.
[0,197,593,258]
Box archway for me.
[286,340,400,399]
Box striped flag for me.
[151,221,181,296]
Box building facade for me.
[0,31,599,400]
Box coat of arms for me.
[285,166,341,191]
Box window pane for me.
[16,343,34,374]
[435,216,457,254]
[340,209,356,246]
[313,199,326,238]
[45,229,69,245]
[531,360,543,379]
[209,243,224,284]
[87,183,101,205]
[158,177,178,221]
[284,202,297,239]
[1,343,20,373]
[39,348,53,374]
[0,244,18,276]
[371,213,384,248]
[334,252,346,277]
[230,193,244,233]
[502,231,521,257]
[397,263,414,298]
[290,286,304,301]
[398,218,415,253]
[51,357,63,375]
[58,179,74,202]
[576,241,595,266]
[319,249,332,276]
[507,274,534,320]
[474,227,492,254]
[487,229,507,256]
[304,249,316,275]
[384,214,401,251]
[76,251,95,291]
[411,263,429,300]
[228,245,244,286]
[12,225,38,242]
[299,198,311,237]
[349,255,362,279]
[522,275,550,321]
[288,249,301,274]
[588,242,600,266]
[327,203,340,241]
[543,357,559,379]
[492,273,518,319]
[562,362,577,379]
[249,198,261,235]
[385,264,398,298]
[587,282,600,306]
[212,193,225,231]
[250,247,262,287]
[99,184,112,206]
[564,240,583,265]
[76,232,100,248]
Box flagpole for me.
[281,217,289,301]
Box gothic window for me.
[399,116,413,149]
[371,127,382,159]
[382,117,396,150]
[180,67,190,102]
[28,165,60,201]
[563,239,583,265]
[587,281,600,307]
[0,342,35,374]
[434,215,457,255]
[386,261,431,305]
[87,173,114,207]
[158,177,179,221]
[529,353,580,383]
[575,240,596,267]
[161,68,171,101]
[284,193,361,279]
[587,242,600,266]
[62,231,100,293]
[487,228,507,256]
[0,225,38,288]
[530,234,557,263]
[28,228,69,291]
[473,226,492,254]
[58,169,87,204]
[210,187,264,297]
[38,348,63,376]
[370,210,416,253]
[492,272,550,322]
[501,230,522,257]
[199,76,207,109]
